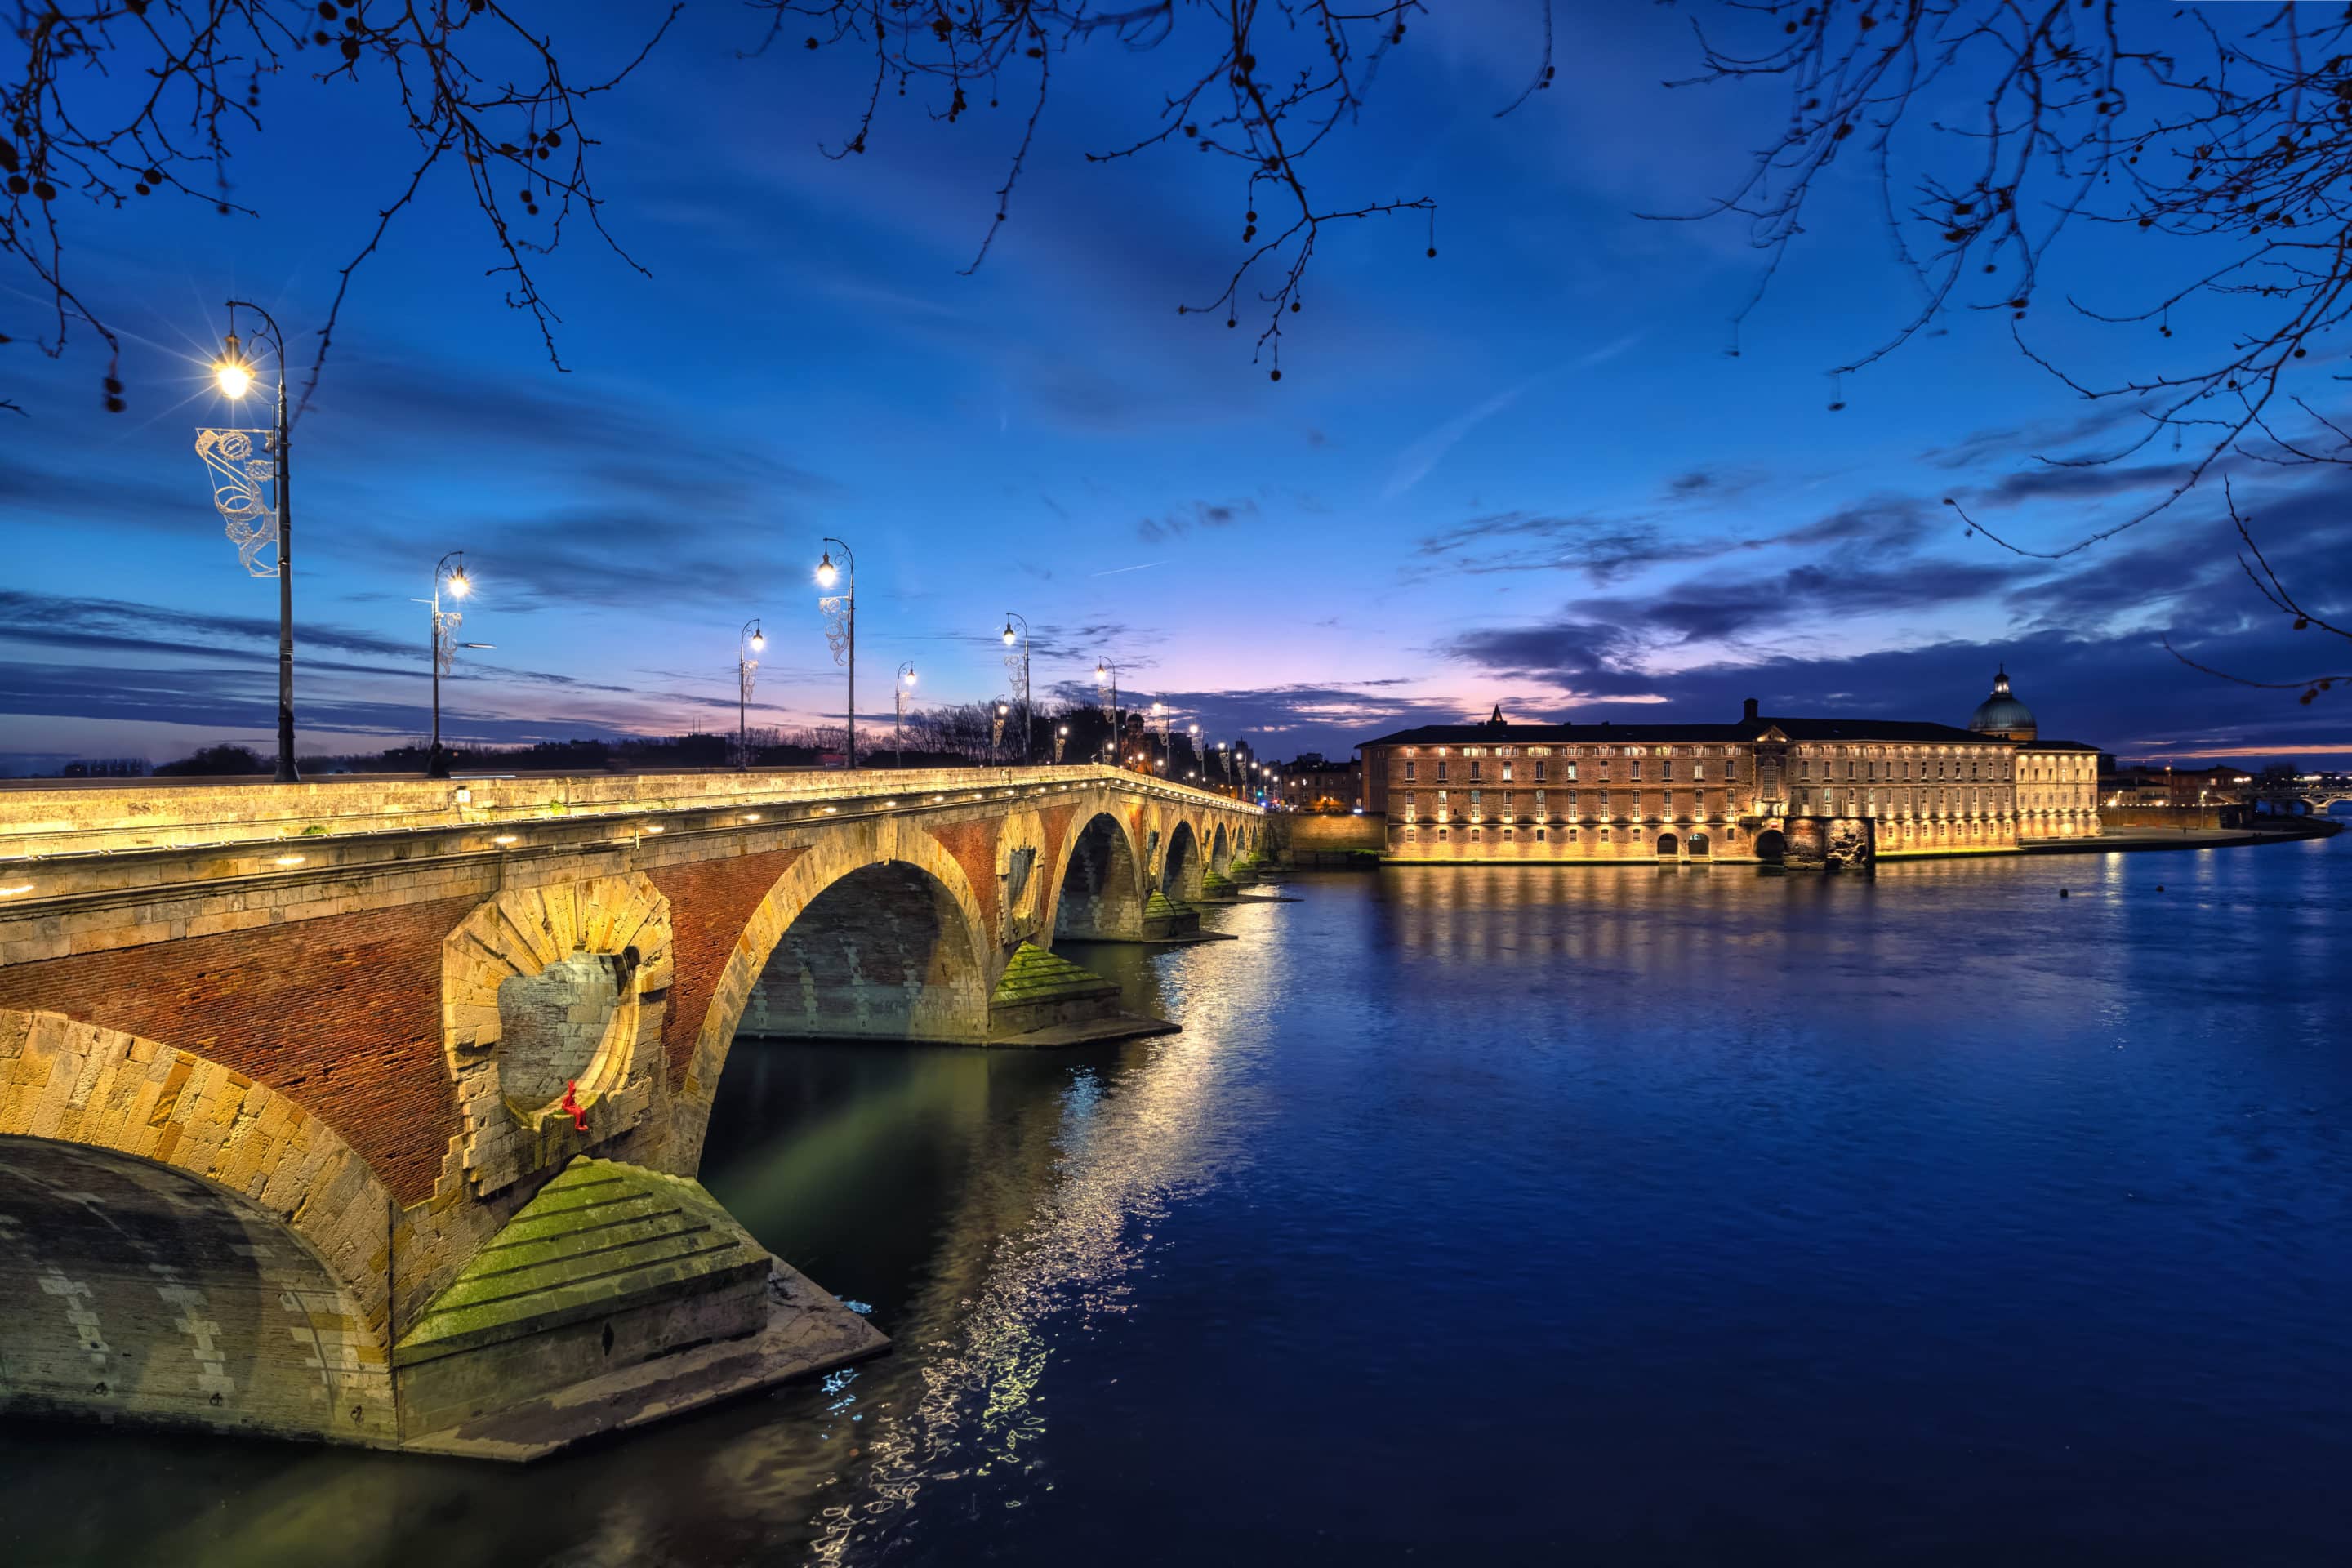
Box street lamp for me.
[1094,657,1120,767]
[815,538,856,768]
[995,702,1011,768]
[1001,612,1031,765]
[425,551,492,777]
[896,661,917,767]
[205,301,300,782]
[1056,724,1069,764]
[737,620,766,770]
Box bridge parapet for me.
[0,767,1265,1457]
[0,764,1253,862]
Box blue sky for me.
[5,2,2348,772]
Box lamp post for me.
[208,301,299,782]
[995,702,1011,768]
[1000,612,1031,765]
[1056,724,1069,765]
[1150,702,1167,773]
[1094,658,1120,768]
[425,551,492,777]
[737,620,767,770]
[896,661,917,766]
[815,539,856,768]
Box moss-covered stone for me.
[990,941,1116,1005]
[395,1157,768,1364]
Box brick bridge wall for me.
[0,768,1258,1355]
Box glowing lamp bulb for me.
[814,552,837,588]
[1094,662,1108,684]
[750,630,767,653]
[215,358,252,399]
[904,669,917,687]
[447,570,471,598]
[1002,621,1017,646]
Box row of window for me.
[1401,790,1733,817]
[1395,743,2017,761]
[1401,759,1731,784]
[1401,825,1731,846]
[1412,745,1738,760]
[1798,757,1995,782]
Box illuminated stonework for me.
[1361,701,2030,862]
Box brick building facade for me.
[1361,700,2024,862]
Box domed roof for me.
[1968,666,2038,739]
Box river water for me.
[5,833,2350,1566]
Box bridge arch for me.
[1163,819,1205,900]
[1210,822,1231,875]
[0,1009,397,1445]
[677,821,993,1159]
[1051,809,1147,942]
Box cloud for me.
[0,590,414,662]
[1975,462,2196,506]
[1416,492,1942,586]
[1136,497,1259,542]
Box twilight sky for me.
[5,2,2348,773]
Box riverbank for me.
[2024,818,2343,855]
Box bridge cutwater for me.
[0,766,1265,1459]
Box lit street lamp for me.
[896,661,917,766]
[203,301,300,782]
[995,702,1011,767]
[737,620,767,770]
[815,538,856,768]
[1094,658,1121,766]
[1001,612,1031,765]
[425,551,492,777]
[1055,724,1069,765]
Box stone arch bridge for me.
[0,766,1261,1459]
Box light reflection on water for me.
[3,840,2350,1565]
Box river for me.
[5,832,2350,1565]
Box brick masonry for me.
[0,768,1258,1449]
[0,894,478,1205]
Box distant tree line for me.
[112,697,1259,785]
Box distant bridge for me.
[2256,783,2352,814]
[0,766,1261,1458]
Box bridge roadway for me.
[0,765,1263,1459]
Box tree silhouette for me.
[1670,0,2352,702]
[754,2,1502,381]
[2,0,677,417]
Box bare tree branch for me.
[1679,1,2352,702]
[752,1,1529,377]
[2,1,677,417]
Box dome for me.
[1968,666,2038,742]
